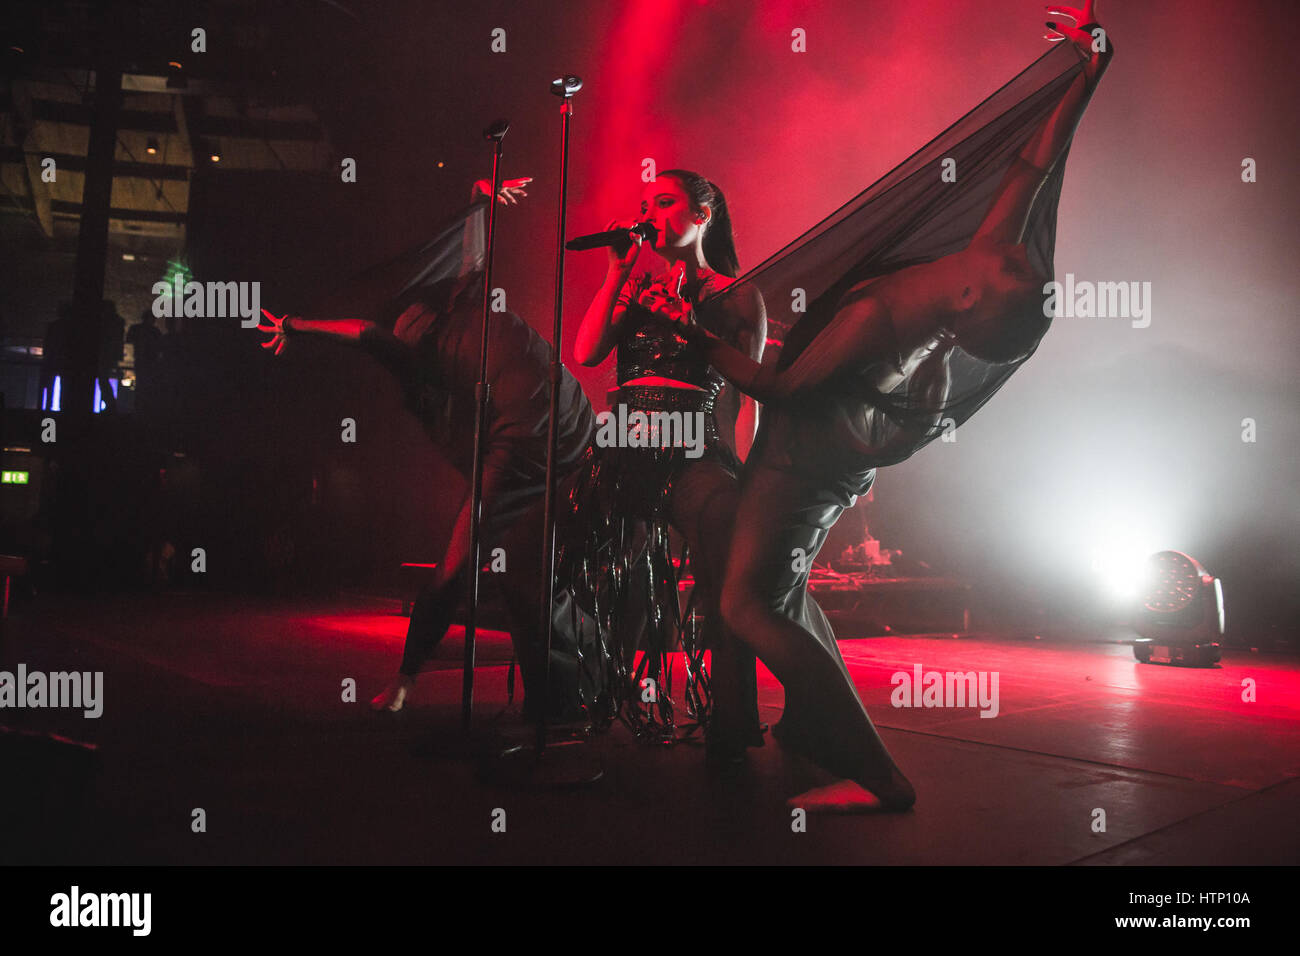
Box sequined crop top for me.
[614,269,728,399]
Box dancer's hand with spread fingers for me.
[471,176,533,205]
[256,309,294,356]
[1045,2,1110,81]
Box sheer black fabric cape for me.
[701,43,1089,478]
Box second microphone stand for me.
[481,74,602,788]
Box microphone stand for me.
[461,119,508,729]
[481,74,602,788]
[417,120,553,763]
[536,76,577,755]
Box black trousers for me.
[719,458,903,784]
[399,466,590,717]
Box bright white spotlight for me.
[1090,548,1148,601]
[1089,523,1160,602]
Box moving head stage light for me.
[1132,550,1224,667]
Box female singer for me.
[571,169,767,757]
[641,5,1114,806]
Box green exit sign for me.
[2,471,29,484]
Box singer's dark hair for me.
[659,168,740,278]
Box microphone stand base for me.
[478,732,604,790]
[406,718,510,761]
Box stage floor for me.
[3,591,1297,865]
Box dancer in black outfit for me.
[259,178,596,718]
[641,4,1114,807]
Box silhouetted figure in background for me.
[39,303,74,411]
[152,313,184,422]
[125,308,163,416]
[97,300,125,413]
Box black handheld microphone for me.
[565,221,657,252]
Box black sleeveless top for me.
[614,269,729,401]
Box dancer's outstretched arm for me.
[680,300,953,459]
[254,175,530,363]
[662,290,897,405]
[259,304,516,590]
[974,2,1113,245]
[256,310,418,381]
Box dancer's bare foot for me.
[788,770,916,814]
[789,780,884,812]
[773,717,916,811]
[370,675,415,712]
